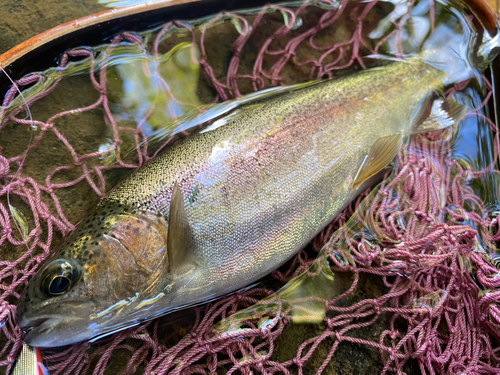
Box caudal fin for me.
[420,6,500,85]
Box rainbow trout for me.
[17,50,472,347]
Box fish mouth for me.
[21,317,51,332]
[22,315,86,347]
[18,301,94,347]
[17,300,89,328]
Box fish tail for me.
[477,32,500,68]
[420,16,500,85]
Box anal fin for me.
[353,134,402,189]
[413,97,467,134]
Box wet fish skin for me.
[17,57,451,347]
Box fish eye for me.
[40,260,79,297]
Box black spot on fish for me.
[187,185,200,208]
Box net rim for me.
[0,0,497,83]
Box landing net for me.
[1,0,500,373]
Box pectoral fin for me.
[413,97,466,134]
[353,134,402,189]
[167,184,194,274]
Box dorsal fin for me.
[167,183,194,274]
[353,134,403,189]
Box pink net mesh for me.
[1,0,500,373]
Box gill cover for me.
[100,210,170,299]
[102,183,195,299]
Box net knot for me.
[38,122,48,131]
[334,331,342,342]
[254,360,265,372]
[39,211,51,221]
[234,293,242,303]
[387,330,399,341]
[0,156,8,176]
[292,357,303,367]
[259,328,270,340]
[386,347,395,360]
[195,333,206,348]
[204,343,215,355]
[2,227,12,238]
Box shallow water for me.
[1,0,499,374]
[0,1,106,56]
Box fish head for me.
[16,203,170,347]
